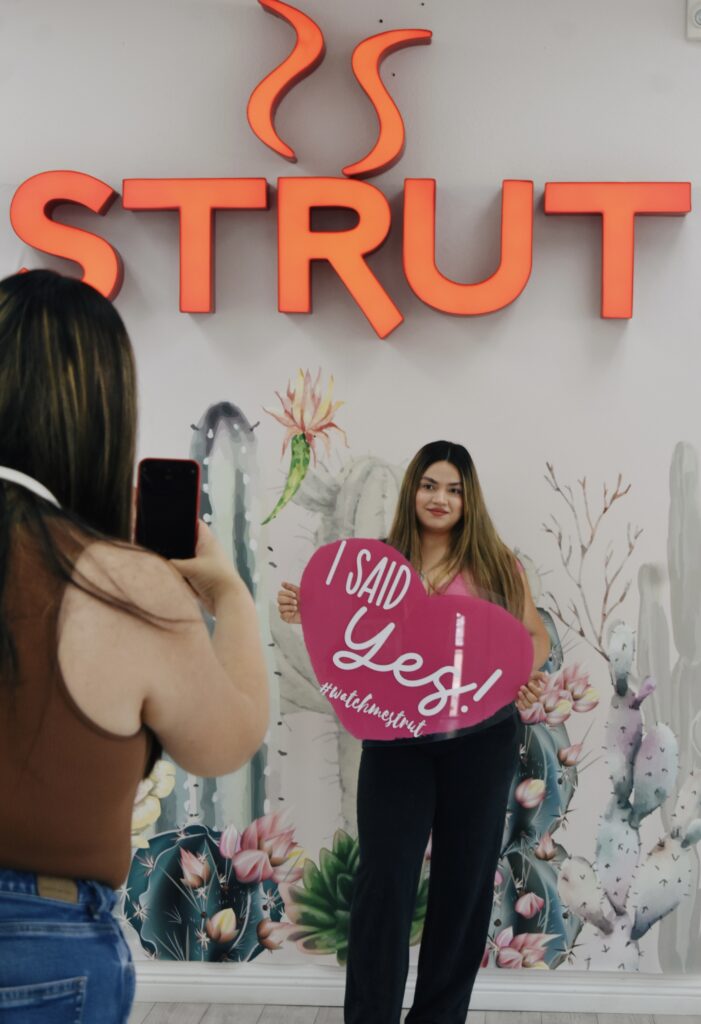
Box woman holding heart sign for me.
[278,440,550,1024]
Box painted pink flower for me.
[257,918,289,951]
[480,946,490,968]
[233,848,275,884]
[632,676,656,709]
[558,742,583,766]
[497,945,524,968]
[534,832,556,861]
[495,928,523,967]
[495,927,555,968]
[206,908,237,943]
[514,932,555,967]
[545,698,573,727]
[180,849,211,888]
[515,892,545,919]
[515,778,546,809]
[232,810,303,884]
[542,687,567,713]
[494,868,504,886]
[218,825,239,859]
[264,368,348,464]
[572,687,599,713]
[518,701,547,726]
[558,664,590,701]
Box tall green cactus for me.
[157,402,272,836]
[190,401,272,829]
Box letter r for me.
[277,177,403,339]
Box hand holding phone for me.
[135,458,200,560]
[170,521,244,614]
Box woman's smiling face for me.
[414,460,464,534]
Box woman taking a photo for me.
[0,270,270,1023]
[278,440,550,1024]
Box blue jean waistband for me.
[0,867,117,915]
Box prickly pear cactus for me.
[123,825,285,962]
[493,713,582,969]
[557,618,701,968]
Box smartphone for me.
[135,458,200,560]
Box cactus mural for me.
[542,457,701,970]
[556,622,701,969]
[123,400,283,959]
[158,401,268,833]
[273,829,429,964]
[270,453,405,830]
[637,441,701,972]
[122,811,303,962]
[485,662,599,969]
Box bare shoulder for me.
[57,541,202,736]
[68,540,200,623]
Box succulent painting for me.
[273,829,429,964]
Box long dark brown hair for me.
[386,440,525,619]
[0,270,145,678]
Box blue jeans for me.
[0,868,135,1023]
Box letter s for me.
[10,171,122,299]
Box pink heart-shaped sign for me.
[300,538,533,741]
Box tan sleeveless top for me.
[0,527,153,888]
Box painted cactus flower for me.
[515,778,547,809]
[534,831,556,860]
[494,927,555,968]
[262,368,348,523]
[219,810,304,885]
[180,848,211,889]
[515,892,545,919]
[131,759,176,848]
[206,907,238,943]
[571,686,599,713]
[558,742,584,766]
[559,664,590,701]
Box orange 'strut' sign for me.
[277,177,403,339]
[403,179,534,315]
[246,0,325,163]
[10,171,122,298]
[122,178,268,312]
[342,30,432,180]
[544,182,692,318]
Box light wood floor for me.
[127,1010,700,1024]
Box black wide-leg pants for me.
[344,710,520,1024]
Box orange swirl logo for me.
[246,0,431,178]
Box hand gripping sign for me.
[299,538,533,741]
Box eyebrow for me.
[421,476,462,487]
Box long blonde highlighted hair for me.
[386,440,524,619]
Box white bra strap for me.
[0,467,61,508]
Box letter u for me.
[402,178,533,314]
